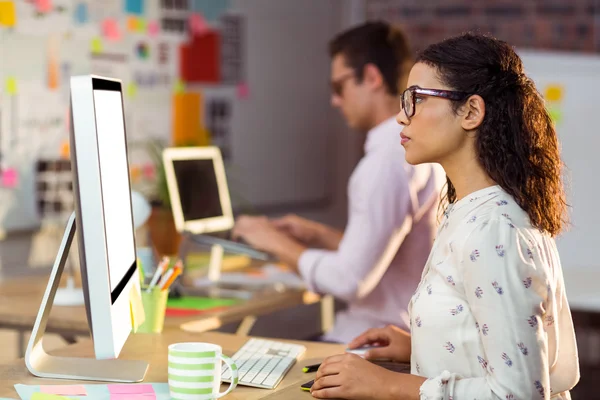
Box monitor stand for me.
[25,212,149,382]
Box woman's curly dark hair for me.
[417,33,567,237]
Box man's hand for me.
[311,353,424,400]
[232,215,307,268]
[272,214,342,250]
[347,325,412,363]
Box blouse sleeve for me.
[419,217,552,399]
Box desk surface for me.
[0,331,344,399]
[0,275,319,335]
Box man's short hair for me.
[329,21,412,96]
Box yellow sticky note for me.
[60,140,70,159]
[545,85,563,102]
[127,16,138,32]
[31,393,70,400]
[130,165,141,182]
[173,78,185,93]
[129,284,145,332]
[0,1,17,27]
[91,37,103,54]
[127,82,138,98]
[5,77,17,95]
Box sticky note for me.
[548,106,562,125]
[236,82,249,99]
[142,163,154,179]
[36,0,52,13]
[91,37,103,54]
[73,2,88,24]
[129,284,146,332]
[31,393,70,400]
[0,1,17,27]
[102,18,121,41]
[127,82,138,98]
[2,168,18,188]
[127,16,138,32]
[545,85,563,102]
[5,77,17,95]
[111,394,156,399]
[148,20,159,37]
[130,165,142,182]
[189,13,209,35]
[172,92,203,146]
[137,17,147,33]
[48,52,59,90]
[173,79,185,93]
[125,0,144,15]
[108,384,154,394]
[41,385,86,396]
[60,140,70,159]
[190,0,230,21]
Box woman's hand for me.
[311,353,426,400]
[347,325,411,362]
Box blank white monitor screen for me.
[173,159,223,221]
[92,89,136,295]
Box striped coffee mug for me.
[168,342,238,400]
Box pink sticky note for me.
[148,20,159,37]
[36,0,52,13]
[236,82,249,99]
[2,168,18,188]
[41,385,86,396]
[110,393,156,399]
[108,384,154,394]
[102,18,121,41]
[189,13,209,35]
[142,163,155,179]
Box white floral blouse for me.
[409,185,580,399]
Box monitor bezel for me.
[163,146,234,235]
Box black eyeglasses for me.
[401,86,470,121]
[331,72,355,97]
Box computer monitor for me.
[163,146,234,235]
[70,75,139,359]
[25,75,148,382]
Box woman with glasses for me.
[310,32,579,400]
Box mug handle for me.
[216,354,238,398]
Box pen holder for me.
[137,287,169,334]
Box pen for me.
[157,267,175,290]
[302,363,321,373]
[136,257,145,284]
[161,265,182,291]
[147,256,170,292]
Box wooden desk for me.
[0,275,321,357]
[0,331,345,399]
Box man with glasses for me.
[233,21,443,343]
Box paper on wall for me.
[14,0,71,36]
[15,82,66,159]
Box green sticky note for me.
[127,82,138,98]
[31,393,70,400]
[137,17,147,32]
[91,37,103,54]
[173,78,185,93]
[5,77,17,95]
[548,106,562,125]
[167,296,241,310]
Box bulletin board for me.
[0,0,340,233]
[519,49,600,270]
